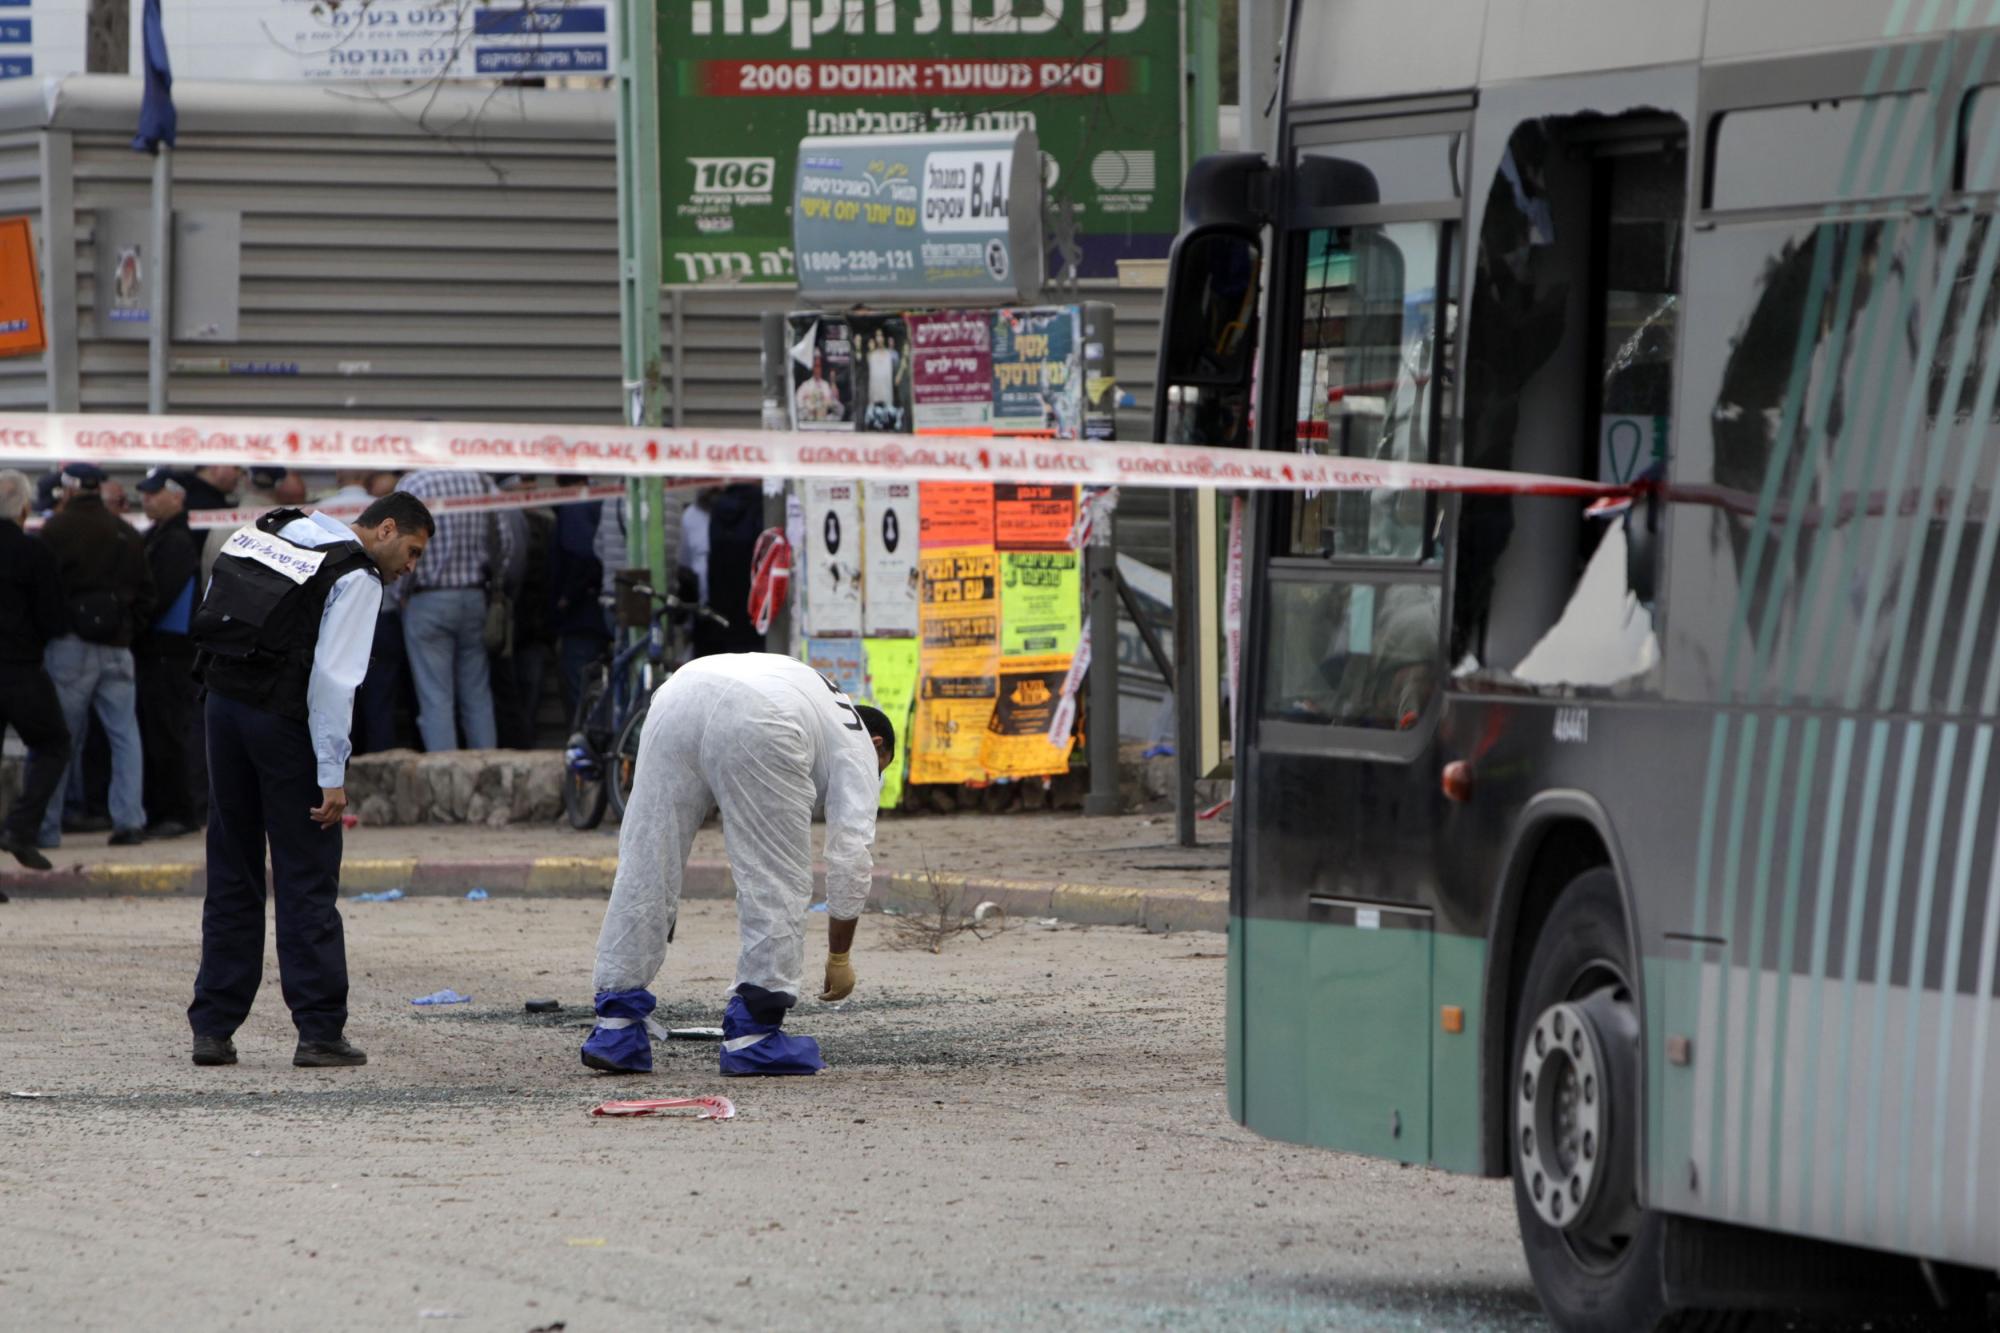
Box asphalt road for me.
[1,896,1541,1330]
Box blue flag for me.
[132,0,176,154]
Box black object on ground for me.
[525,999,562,1013]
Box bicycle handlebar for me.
[619,581,731,631]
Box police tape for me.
[0,410,1630,499]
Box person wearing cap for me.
[134,469,202,839]
[0,469,72,875]
[36,462,156,848]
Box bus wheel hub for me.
[1519,1000,1608,1232]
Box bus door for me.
[1235,117,1466,1164]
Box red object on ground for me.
[590,1095,736,1121]
[747,528,791,635]
[341,814,358,829]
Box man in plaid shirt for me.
[395,470,518,751]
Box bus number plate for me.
[1553,707,1589,744]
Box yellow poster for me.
[980,653,1076,777]
[910,545,998,785]
[861,638,918,810]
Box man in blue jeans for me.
[38,463,155,848]
[395,469,517,751]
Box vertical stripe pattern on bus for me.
[1672,0,2000,1264]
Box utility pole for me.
[1171,0,1223,846]
[615,0,668,594]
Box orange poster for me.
[919,482,993,550]
[994,484,1077,553]
[0,218,46,359]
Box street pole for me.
[615,0,666,591]
[1083,517,1120,816]
[146,144,170,414]
[1171,0,1222,847]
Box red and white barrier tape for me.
[0,411,1627,498]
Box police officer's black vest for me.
[193,508,380,722]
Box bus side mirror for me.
[1154,227,1263,447]
[1154,152,1269,449]
[1624,488,1660,606]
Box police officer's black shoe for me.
[192,1034,238,1066]
[294,1037,368,1068]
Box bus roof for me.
[1289,0,1949,106]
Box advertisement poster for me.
[910,546,998,785]
[981,654,1076,778]
[862,638,918,809]
[788,314,855,431]
[142,0,615,81]
[0,218,45,356]
[991,307,1082,437]
[806,637,870,702]
[660,0,1182,285]
[803,479,864,636]
[862,480,919,637]
[908,311,994,434]
[919,481,993,549]
[999,552,1081,658]
[793,131,1040,305]
[852,314,915,433]
[994,483,1076,552]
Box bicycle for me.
[560,576,728,830]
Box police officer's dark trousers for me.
[187,692,348,1041]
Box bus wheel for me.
[1511,867,1666,1332]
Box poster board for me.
[802,479,864,636]
[862,480,919,637]
[909,545,998,785]
[788,314,856,430]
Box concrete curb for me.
[0,856,1227,933]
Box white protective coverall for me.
[592,652,881,1000]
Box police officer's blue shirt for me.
[280,511,384,788]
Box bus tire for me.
[1510,866,1669,1333]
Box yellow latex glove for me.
[819,951,856,1002]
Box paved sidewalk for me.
[1,811,1233,931]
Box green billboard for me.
[661,0,1183,287]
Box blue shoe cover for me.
[581,988,656,1073]
[718,994,824,1076]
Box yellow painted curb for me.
[1051,882,1146,922]
[525,857,619,892]
[86,864,188,894]
[342,858,419,890]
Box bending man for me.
[584,652,893,1076]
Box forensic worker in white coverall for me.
[582,652,895,1076]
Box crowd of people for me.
[0,462,776,878]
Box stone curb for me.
[0,857,1226,933]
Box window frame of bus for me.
[1694,36,1960,221]
[1250,111,1470,758]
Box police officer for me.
[187,491,432,1069]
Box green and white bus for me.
[1153,1,2000,1326]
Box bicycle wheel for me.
[562,663,611,831]
[607,694,649,821]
